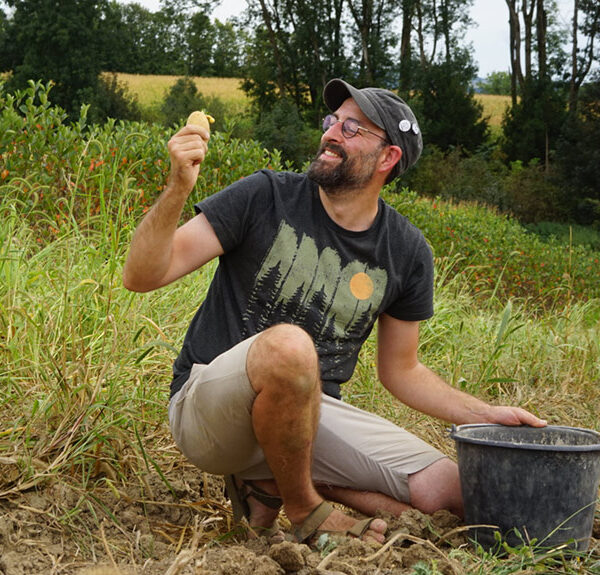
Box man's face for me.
[307,98,388,193]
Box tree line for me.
[0,0,599,227]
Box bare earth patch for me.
[0,463,598,574]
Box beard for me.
[307,143,381,195]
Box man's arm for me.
[122,124,224,293]
[376,313,546,426]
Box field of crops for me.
[115,73,510,127]
[1,81,599,574]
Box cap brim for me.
[323,79,385,131]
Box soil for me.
[0,463,598,574]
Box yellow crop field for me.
[115,73,511,127]
[114,73,249,108]
[475,93,511,126]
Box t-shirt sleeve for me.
[384,234,434,321]
[194,170,272,252]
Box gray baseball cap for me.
[323,78,423,180]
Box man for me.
[123,78,546,544]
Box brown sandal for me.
[292,500,379,544]
[224,475,283,539]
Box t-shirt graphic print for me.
[244,220,387,382]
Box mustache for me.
[316,142,348,161]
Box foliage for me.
[409,52,489,153]
[3,0,105,117]
[501,77,568,166]
[403,146,506,207]
[253,99,322,168]
[499,160,568,223]
[211,19,249,78]
[186,11,216,76]
[158,76,230,133]
[525,221,600,251]
[0,81,286,238]
[556,77,600,226]
[478,71,512,96]
[387,189,600,305]
[89,73,142,124]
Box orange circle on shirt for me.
[350,272,374,300]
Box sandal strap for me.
[292,501,334,543]
[224,475,247,523]
[346,516,374,538]
[245,482,283,510]
[224,475,282,523]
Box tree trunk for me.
[440,0,451,62]
[399,0,415,92]
[347,0,374,83]
[415,0,427,65]
[536,0,547,79]
[569,0,579,113]
[506,0,523,104]
[257,0,287,96]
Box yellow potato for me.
[186,110,215,133]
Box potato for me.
[186,110,215,133]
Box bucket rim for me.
[449,423,600,452]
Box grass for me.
[1,81,598,573]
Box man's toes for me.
[369,517,387,534]
[365,518,387,543]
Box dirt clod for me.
[268,541,310,571]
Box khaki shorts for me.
[169,334,445,504]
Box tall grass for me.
[1,81,598,573]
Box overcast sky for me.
[130,0,574,78]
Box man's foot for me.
[225,476,283,539]
[292,500,387,545]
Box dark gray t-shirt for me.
[171,170,434,399]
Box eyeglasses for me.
[322,114,389,143]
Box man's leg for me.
[246,324,386,541]
[304,393,463,519]
[316,459,463,519]
[408,458,463,517]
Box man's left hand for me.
[485,405,547,427]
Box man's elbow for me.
[122,269,154,293]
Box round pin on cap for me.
[399,119,411,132]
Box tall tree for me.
[244,0,350,119]
[187,11,216,76]
[212,19,247,77]
[411,50,488,152]
[557,75,600,223]
[569,0,600,113]
[346,0,399,85]
[412,0,473,66]
[399,0,417,92]
[0,6,8,71]
[4,0,106,114]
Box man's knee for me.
[248,324,320,395]
[408,457,464,518]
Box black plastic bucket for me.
[450,424,600,551]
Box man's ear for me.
[379,145,402,175]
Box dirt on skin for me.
[0,464,598,575]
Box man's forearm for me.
[122,183,189,292]
[382,363,546,427]
[383,363,492,424]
